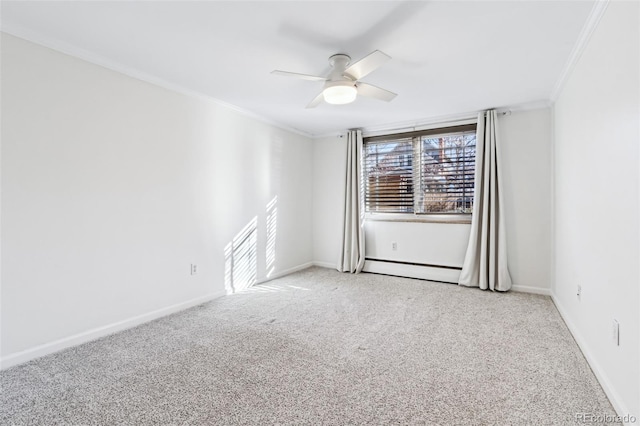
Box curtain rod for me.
[362,109,511,138]
[362,114,475,137]
[490,110,512,116]
[336,109,512,138]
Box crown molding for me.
[0,26,314,139]
[2,10,579,142]
[549,0,610,102]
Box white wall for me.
[1,34,313,365]
[552,0,639,418]
[500,108,552,293]
[364,220,469,268]
[312,109,552,293]
[311,135,346,269]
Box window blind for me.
[418,132,476,213]
[363,138,414,213]
[363,125,477,215]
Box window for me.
[363,124,477,215]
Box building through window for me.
[363,124,477,215]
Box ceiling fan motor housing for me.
[323,54,357,104]
[328,54,354,80]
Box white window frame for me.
[362,123,477,224]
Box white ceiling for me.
[1,1,595,137]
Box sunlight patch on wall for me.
[266,196,278,277]
[224,217,258,295]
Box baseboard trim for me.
[0,291,226,370]
[311,261,336,269]
[551,293,632,423]
[313,260,552,296]
[257,262,315,284]
[363,259,460,284]
[511,285,551,296]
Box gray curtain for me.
[337,129,365,273]
[459,111,512,291]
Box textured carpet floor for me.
[1,267,618,425]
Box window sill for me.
[365,213,472,224]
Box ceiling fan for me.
[271,50,397,108]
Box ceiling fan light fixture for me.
[273,50,395,108]
[323,82,357,105]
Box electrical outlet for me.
[391,242,397,251]
[612,319,619,346]
[576,285,581,300]
[190,264,197,276]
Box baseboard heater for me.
[363,258,462,284]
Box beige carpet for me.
[0,267,618,425]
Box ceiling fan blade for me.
[271,70,326,82]
[357,83,397,102]
[306,92,324,108]
[344,50,391,80]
